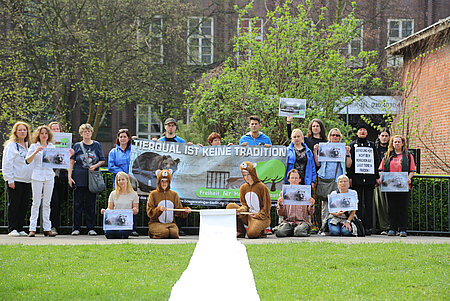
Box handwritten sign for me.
[354,147,374,174]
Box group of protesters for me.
[2,115,415,239]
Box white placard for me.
[380,172,409,192]
[282,185,311,205]
[328,191,358,213]
[53,132,72,148]
[103,209,133,230]
[278,98,306,118]
[42,148,70,169]
[354,147,374,174]
[318,143,346,163]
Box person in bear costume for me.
[146,169,191,238]
[226,161,271,238]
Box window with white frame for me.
[149,16,163,64]
[339,22,364,67]
[136,104,163,139]
[237,18,263,64]
[387,19,414,67]
[187,17,213,65]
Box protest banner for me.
[354,147,374,174]
[53,132,72,148]
[130,140,288,206]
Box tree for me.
[186,0,381,145]
[255,159,286,191]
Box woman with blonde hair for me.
[101,172,139,239]
[68,123,105,235]
[379,135,416,237]
[285,128,316,187]
[26,125,56,237]
[2,122,34,236]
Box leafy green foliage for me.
[186,0,380,145]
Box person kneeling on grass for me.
[274,169,315,237]
[100,172,139,239]
[226,161,271,239]
[146,169,191,239]
[327,175,358,236]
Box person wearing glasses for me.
[313,128,352,235]
[108,128,139,236]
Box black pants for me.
[50,173,68,231]
[73,186,96,232]
[386,192,409,232]
[6,181,31,233]
[354,185,375,230]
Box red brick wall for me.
[394,42,450,174]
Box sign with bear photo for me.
[328,190,358,213]
[318,143,346,163]
[103,209,133,230]
[282,185,311,206]
[130,140,288,206]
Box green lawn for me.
[0,242,448,300]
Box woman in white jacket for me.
[2,122,34,236]
[26,125,56,237]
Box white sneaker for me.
[88,230,97,236]
[8,230,20,237]
[18,231,27,236]
[71,230,80,236]
[51,227,58,235]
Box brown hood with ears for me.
[156,169,172,192]
[240,161,261,184]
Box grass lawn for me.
[0,242,448,300]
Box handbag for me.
[80,142,106,194]
[316,163,339,199]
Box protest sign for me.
[42,148,70,169]
[130,140,288,206]
[278,98,306,118]
[354,147,374,174]
[328,190,358,213]
[53,132,72,148]
[318,143,346,163]
[380,172,409,192]
[282,185,311,205]
[103,209,133,231]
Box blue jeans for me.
[328,220,352,236]
[105,230,131,239]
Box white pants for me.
[29,179,54,232]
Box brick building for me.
[386,17,450,175]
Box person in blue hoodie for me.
[239,115,272,147]
[286,128,316,187]
[108,129,132,185]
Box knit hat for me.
[356,120,369,131]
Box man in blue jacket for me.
[239,115,272,147]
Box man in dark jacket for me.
[347,121,380,235]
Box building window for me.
[339,23,363,67]
[187,17,213,65]
[149,16,163,64]
[387,19,414,67]
[136,104,163,139]
[237,18,263,64]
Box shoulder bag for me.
[80,142,106,194]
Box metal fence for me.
[0,172,449,235]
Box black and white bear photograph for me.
[328,191,358,213]
[282,184,311,205]
[380,172,409,192]
[103,210,133,230]
[318,143,346,162]
[42,148,70,169]
[131,152,180,193]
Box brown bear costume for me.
[146,169,189,239]
[226,161,271,238]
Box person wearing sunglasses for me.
[313,128,352,235]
